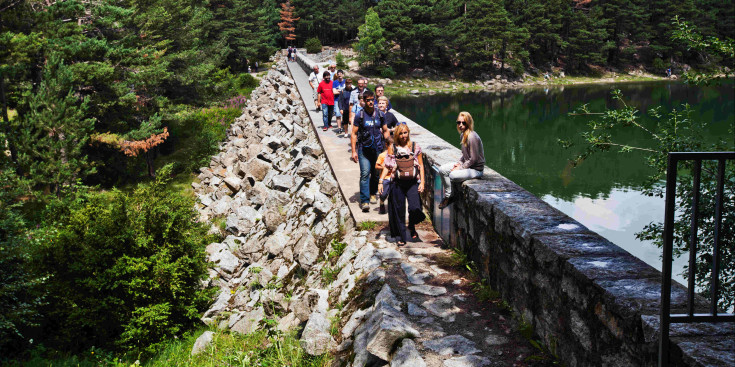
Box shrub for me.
[378,65,396,78]
[29,164,214,355]
[304,37,322,54]
[335,52,347,69]
[167,100,244,173]
[0,170,44,359]
[652,57,666,71]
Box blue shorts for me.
[334,108,342,118]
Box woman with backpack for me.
[437,111,485,209]
[378,123,425,245]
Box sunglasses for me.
[397,121,407,126]
[364,98,374,102]
[456,120,467,126]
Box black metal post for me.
[659,153,678,367]
[687,160,701,316]
[710,159,726,315]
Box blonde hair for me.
[392,123,411,150]
[457,111,475,146]
[378,96,389,103]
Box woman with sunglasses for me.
[378,122,425,245]
[438,111,485,209]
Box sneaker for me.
[438,196,454,209]
[360,202,370,212]
[378,204,386,214]
[370,195,377,204]
[322,127,329,131]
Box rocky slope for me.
[191,54,524,367]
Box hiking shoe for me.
[378,204,386,214]
[360,202,370,212]
[438,196,454,209]
[370,195,377,204]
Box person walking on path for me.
[287,47,293,62]
[332,70,346,133]
[438,111,485,209]
[379,123,425,245]
[317,71,335,131]
[375,84,393,110]
[378,96,398,134]
[308,65,322,111]
[338,78,354,137]
[351,90,389,212]
[375,135,394,215]
[349,78,370,125]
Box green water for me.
[392,81,734,280]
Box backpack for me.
[357,109,384,149]
[394,143,417,181]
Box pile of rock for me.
[191,56,425,364]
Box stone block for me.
[390,339,426,367]
[300,311,336,355]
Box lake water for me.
[392,81,734,284]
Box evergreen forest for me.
[0,0,733,364]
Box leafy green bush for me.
[652,57,666,71]
[29,164,214,355]
[378,65,396,78]
[304,37,322,54]
[166,100,244,173]
[0,170,44,359]
[235,73,259,96]
[335,52,347,69]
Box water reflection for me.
[393,80,734,282]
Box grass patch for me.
[321,264,342,285]
[327,239,347,261]
[18,328,331,367]
[357,220,378,231]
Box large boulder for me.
[296,156,321,179]
[246,158,271,181]
[294,232,319,269]
[300,311,336,355]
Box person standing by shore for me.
[438,111,485,209]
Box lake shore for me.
[355,72,670,97]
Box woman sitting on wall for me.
[378,123,425,245]
[438,111,485,209]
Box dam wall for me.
[294,51,733,367]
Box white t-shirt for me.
[308,70,322,88]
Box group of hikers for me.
[297,57,486,246]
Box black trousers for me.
[388,179,425,242]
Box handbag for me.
[379,178,393,201]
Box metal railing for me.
[659,151,735,366]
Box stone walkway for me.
[344,224,552,367]
[285,57,554,367]
[286,59,386,224]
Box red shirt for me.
[317,80,335,105]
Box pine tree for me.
[449,0,528,74]
[354,8,388,67]
[13,56,95,195]
[279,1,299,45]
